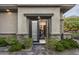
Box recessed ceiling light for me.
[6,9,10,12]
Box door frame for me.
[26,15,52,42]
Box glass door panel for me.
[32,20,38,41]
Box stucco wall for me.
[17,7,60,34]
[0,12,17,34]
[51,8,60,34]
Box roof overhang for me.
[0,4,75,13]
[18,4,75,13]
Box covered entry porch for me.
[24,15,52,44]
[17,7,61,44]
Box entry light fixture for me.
[6,9,10,12]
[6,9,12,15]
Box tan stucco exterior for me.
[0,12,17,34]
[0,4,74,39]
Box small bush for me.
[8,42,24,52]
[55,42,65,51]
[0,37,8,47]
[23,38,32,49]
[55,39,79,51]
[46,39,58,50]
[67,39,79,48]
[8,37,32,52]
[0,36,32,52]
[60,40,71,49]
[5,36,17,45]
[46,38,79,52]
[60,39,79,49]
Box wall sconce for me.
[6,9,10,12]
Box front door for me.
[32,20,38,42]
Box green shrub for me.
[8,37,32,52]
[59,39,72,49]
[0,36,32,52]
[8,42,24,52]
[46,38,79,52]
[60,40,71,49]
[62,39,79,48]
[23,38,32,49]
[5,36,17,45]
[55,39,79,51]
[55,42,65,51]
[0,37,8,47]
[46,39,58,50]
[67,39,79,48]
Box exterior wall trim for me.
[0,33,16,35]
[24,13,54,16]
[50,33,71,36]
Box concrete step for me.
[33,42,45,45]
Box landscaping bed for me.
[0,36,32,52]
[0,36,79,54]
[46,38,79,52]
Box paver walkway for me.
[1,44,79,55]
[0,45,48,55]
[12,45,48,55]
[32,45,48,55]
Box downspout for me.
[60,12,64,40]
